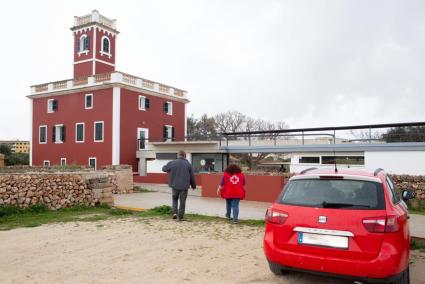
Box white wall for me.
[147,159,171,173]
[365,151,425,175]
[146,153,192,174]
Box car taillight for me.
[362,216,400,233]
[265,208,288,224]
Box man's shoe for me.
[172,214,177,220]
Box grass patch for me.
[0,204,265,231]
[411,239,425,250]
[0,204,134,231]
[409,209,425,216]
[137,205,265,226]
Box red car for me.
[264,168,415,283]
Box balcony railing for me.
[134,122,425,153]
[74,11,117,30]
[30,71,187,99]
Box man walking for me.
[162,150,196,221]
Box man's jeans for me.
[225,198,240,222]
[172,189,188,219]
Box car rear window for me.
[279,179,385,210]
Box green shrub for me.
[27,204,49,213]
[149,205,172,215]
[0,205,21,217]
[108,209,133,216]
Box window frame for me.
[75,122,85,143]
[137,127,149,150]
[47,99,56,113]
[88,157,97,170]
[78,34,89,55]
[39,125,47,144]
[94,121,104,142]
[85,94,93,109]
[54,124,65,144]
[166,101,173,115]
[163,125,174,141]
[43,160,50,167]
[299,156,320,164]
[60,158,67,166]
[139,95,150,111]
[100,36,111,56]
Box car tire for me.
[393,266,410,284]
[268,261,287,276]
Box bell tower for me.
[71,10,119,78]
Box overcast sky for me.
[0,0,424,140]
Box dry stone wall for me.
[0,165,133,209]
[391,174,425,201]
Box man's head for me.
[178,150,186,158]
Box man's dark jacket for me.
[162,158,196,190]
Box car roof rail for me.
[374,168,385,176]
[300,167,318,174]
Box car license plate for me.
[298,232,348,249]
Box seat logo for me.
[318,216,327,223]
[230,175,240,185]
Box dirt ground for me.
[0,217,424,284]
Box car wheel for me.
[268,261,287,276]
[393,266,410,284]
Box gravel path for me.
[0,218,424,284]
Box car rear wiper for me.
[322,202,371,208]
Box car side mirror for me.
[402,190,415,201]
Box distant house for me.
[0,140,30,154]
[0,154,4,168]
[28,11,188,170]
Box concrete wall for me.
[201,174,285,203]
[365,151,425,175]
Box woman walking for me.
[217,164,246,224]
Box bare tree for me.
[215,111,246,133]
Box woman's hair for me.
[225,164,242,175]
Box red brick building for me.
[28,10,188,171]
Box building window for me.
[39,125,47,144]
[163,125,174,141]
[101,36,110,54]
[156,153,178,160]
[52,125,66,143]
[163,101,173,115]
[47,99,58,113]
[94,121,104,142]
[60,158,66,166]
[78,34,90,52]
[43,160,50,167]
[139,96,150,111]
[85,94,93,109]
[137,128,149,150]
[321,156,365,165]
[88,157,97,169]
[192,153,228,173]
[75,123,85,143]
[299,156,320,164]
